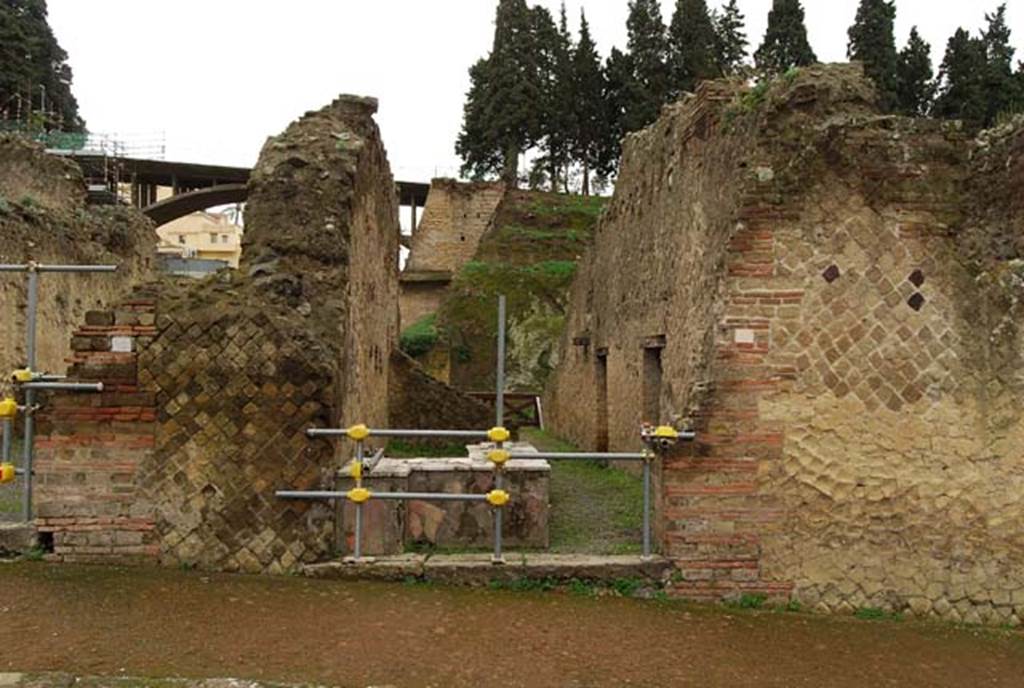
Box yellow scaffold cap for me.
[0,463,15,485]
[487,426,511,443]
[486,489,510,507]
[487,449,511,466]
[10,369,32,384]
[347,487,372,504]
[0,398,17,419]
[346,424,371,441]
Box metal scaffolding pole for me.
[493,295,507,564]
[307,428,489,440]
[0,262,117,522]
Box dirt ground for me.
[1,563,1022,688]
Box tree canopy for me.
[0,0,84,132]
[896,27,935,117]
[848,0,899,111]
[667,0,721,96]
[754,0,817,77]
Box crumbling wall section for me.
[546,64,1024,624]
[36,96,401,573]
[0,136,155,378]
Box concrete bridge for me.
[65,153,430,234]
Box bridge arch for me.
[143,184,249,227]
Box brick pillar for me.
[34,293,160,565]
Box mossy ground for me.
[523,427,643,555]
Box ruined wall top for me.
[243,92,397,271]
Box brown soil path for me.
[1,563,1022,688]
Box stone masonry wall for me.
[35,95,401,573]
[399,179,505,328]
[0,135,155,379]
[546,65,1024,624]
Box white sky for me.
[48,0,1024,181]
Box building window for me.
[209,233,218,244]
[221,234,229,243]
[178,235,186,244]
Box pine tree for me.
[712,0,748,76]
[667,0,720,96]
[981,4,1021,124]
[569,10,608,196]
[456,0,547,187]
[623,0,670,131]
[754,0,817,77]
[896,27,935,117]
[847,0,898,111]
[0,0,83,131]
[933,28,989,129]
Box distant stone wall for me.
[546,65,1024,625]
[0,136,155,378]
[388,350,494,432]
[399,179,504,328]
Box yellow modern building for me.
[156,210,243,269]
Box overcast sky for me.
[48,0,1024,182]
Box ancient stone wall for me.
[546,65,1024,624]
[399,179,504,328]
[35,96,401,573]
[0,136,155,378]
[388,350,493,432]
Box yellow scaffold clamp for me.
[10,369,32,384]
[0,463,15,485]
[347,487,372,504]
[0,397,17,419]
[487,426,511,444]
[486,489,510,507]
[347,424,371,441]
[349,460,363,481]
[487,449,511,466]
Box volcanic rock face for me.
[545,64,1024,624]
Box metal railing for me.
[0,263,117,521]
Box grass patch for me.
[399,313,439,358]
[522,428,643,555]
[855,607,903,622]
[727,593,768,610]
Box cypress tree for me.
[456,0,546,187]
[981,4,1021,124]
[623,0,670,131]
[532,3,573,191]
[712,0,749,77]
[847,0,899,111]
[0,0,83,131]
[667,0,720,96]
[754,0,817,77]
[896,27,935,117]
[569,10,608,196]
[933,28,989,130]
[601,47,633,173]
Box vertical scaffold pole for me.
[642,453,652,560]
[493,295,507,564]
[496,295,506,428]
[21,266,39,522]
[353,438,364,561]
[2,418,12,462]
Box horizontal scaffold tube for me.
[509,451,649,461]
[20,382,104,392]
[307,428,489,440]
[276,490,490,502]
[0,264,118,273]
